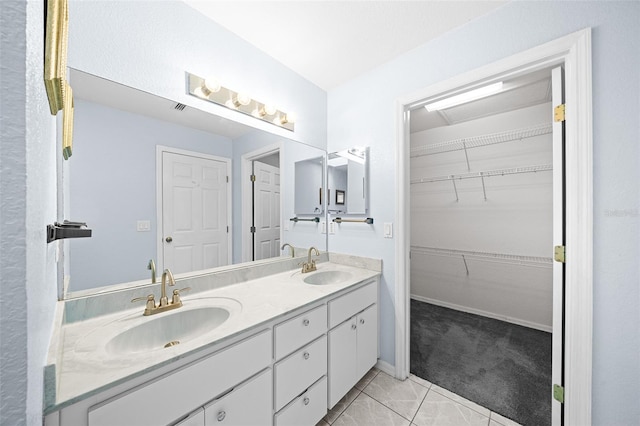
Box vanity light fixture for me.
[424,81,503,111]
[186,72,295,131]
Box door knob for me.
[165,236,173,243]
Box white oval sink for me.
[303,270,353,285]
[106,306,230,355]
[75,297,242,358]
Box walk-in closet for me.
[409,67,557,426]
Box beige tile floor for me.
[317,368,523,426]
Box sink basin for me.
[303,270,353,285]
[105,306,230,355]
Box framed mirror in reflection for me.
[327,147,369,215]
[64,69,326,297]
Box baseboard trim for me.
[375,359,396,377]
[410,294,552,333]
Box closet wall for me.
[410,103,553,331]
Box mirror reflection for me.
[65,69,326,295]
[327,147,369,215]
[294,157,324,215]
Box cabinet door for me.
[328,317,357,408]
[356,304,378,380]
[173,408,204,426]
[204,369,272,426]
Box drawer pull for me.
[302,318,310,326]
[360,318,365,325]
[351,324,357,330]
[217,411,226,422]
[303,397,310,406]
[303,351,310,360]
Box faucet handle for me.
[131,294,156,312]
[171,287,191,305]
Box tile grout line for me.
[408,386,430,425]
[326,388,362,425]
[360,375,431,423]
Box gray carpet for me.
[410,300,552,426]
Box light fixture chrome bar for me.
[186,72,294,131]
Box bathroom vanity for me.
[43,255,380,426]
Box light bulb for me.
[237,92,251,106]
[264,104,277,116]
[194,86,210,99]
[204,78,221,93]
[280,112,296,125]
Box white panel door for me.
[253,161,280,260]
[163,151,229,274]
[551,66,566,426]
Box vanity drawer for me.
[275,376,327,426]
[328,280,377,328]
[274,335,327,411]
[275,304,327,359]
[203,368,272,426]
[88,329,272,426]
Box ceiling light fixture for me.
[424,82,503,112]
[186,72,295,131]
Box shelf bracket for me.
[480,172,487,201]
[451,176,459,202]
[462,140,471,172]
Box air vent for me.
[174,103,187,111]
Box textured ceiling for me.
[183,1,507,90]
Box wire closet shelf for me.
[411,245,553,270]
[410,122,552,158]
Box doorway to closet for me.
[407,66,561,426]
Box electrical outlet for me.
[321,220,326,234]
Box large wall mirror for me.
[64,68,326,296]
[327,147,369,215]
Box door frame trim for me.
[156,145,232,273]
[394,28,592,425]
[240,143,282,263]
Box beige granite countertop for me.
[46,259,380,414]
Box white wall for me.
[410,103,553,331]
[67,0,327,150]
[0,0,58,424]
[327,2,639,423]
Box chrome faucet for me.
[281,243,295,258]
[131,268,190,316]
[301,246,319,273]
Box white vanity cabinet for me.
[327,280,378,408]
[87,329,272,426]
[203,368,272,426]
[273,305,328,425]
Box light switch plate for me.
[384,222,393,238]
[137,220,151,232]
[329,221,335,234]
